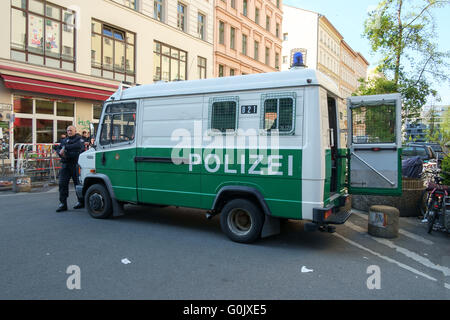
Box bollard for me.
[368,205,399,239]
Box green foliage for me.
[441,155,450,185]
[362,0,450,123]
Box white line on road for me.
[332,232,438,282]
[351,210,433,245]
[344,220,450,277]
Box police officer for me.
[55,125,85,212]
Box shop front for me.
[0,63,118,167]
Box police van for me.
[76,59,402,243]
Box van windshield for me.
[100,102,136,145]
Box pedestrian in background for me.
[82,130,90,151]
[56,125,85,212]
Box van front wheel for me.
[220,199,264,243]
[85,183,112,219]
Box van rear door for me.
[347,93,402,196]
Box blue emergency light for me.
[292,52,305,67]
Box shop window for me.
[56,101,74,117]
[11,0,76,70]
[14,97,33,114]
[36,119,53,143]
[36,99,53,115]
[14,118,32,143]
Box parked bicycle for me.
[418,168,450,234]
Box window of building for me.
[230,68,235,76]
[275,52,280,70]
[265,47,270,65]
[231,0,236,9]
[266,15,270,32]
[276,0,280,9]
[255,7,260,24]
[177,2,186,31]
[276,23,280,38]
[243,0,248,16]
[218,64,224,77]
[11,0,76,71]
[91,20,135,83]
[262,93,296,134]
[198,56,207,79]
[254,41,259,61]
[219,21,225,45]
[209,97,239,133]
[242,34,247,55]
[283,33,288,41]
[154,0,164,22]
[153,41,187,81]
[198,12,205,40]
[112,0,138,10]
[230,27,235,49]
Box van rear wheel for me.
[220,199,264,243]
[85,183,112,219]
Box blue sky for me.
[283,0,450,106]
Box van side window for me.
[261,93,296,134]
[100,102,136,146]
[209,97,239,133]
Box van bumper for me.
[305,195,352,232]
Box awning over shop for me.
[1,74,114,101]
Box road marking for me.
[332,232,438,282]
[343,220,450,282]
[351,210,433,245]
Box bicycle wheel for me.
[427,208,437,234]
[418,189,429,217]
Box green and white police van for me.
[76,63,402,243]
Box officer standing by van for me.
[56,125,85,212]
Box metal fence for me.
[0,143,61,190]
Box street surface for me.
[0,186,449,300]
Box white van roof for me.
[107,68,340,102]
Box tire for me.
[220,199,264,244]
[418,190,429,217]
[85,183,113,219]
[427,205,437,234]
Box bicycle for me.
[418,169,450,234]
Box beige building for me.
[214,0,283,77]
[0,0,214,159]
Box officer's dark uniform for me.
[56,133,85,212]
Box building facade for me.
[281,5,368,98]
[214,0,282,77]
[0,0,214,161]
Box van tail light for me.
[324,209,333,220]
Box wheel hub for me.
[89,193,104,211]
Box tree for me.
[361,0,450,122]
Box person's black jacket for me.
[58,134,85,164]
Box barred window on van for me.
[262,93,296,134]
[209,97,239,133]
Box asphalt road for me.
[0,186,449,300]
